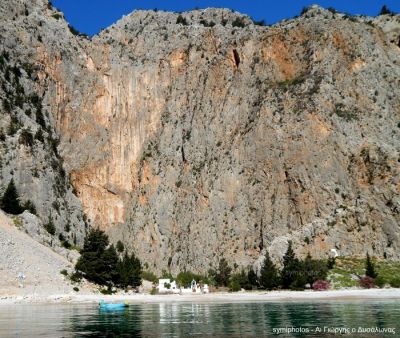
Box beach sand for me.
[1,289,400,305]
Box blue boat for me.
[99,300,129,311]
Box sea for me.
[0,300,398,337]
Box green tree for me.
[1,178,23,214]
[215,258,232,287]
[75,228,118,285]
[365,252,378,279]
[247,268,258,288]
[259,252,280,290]
[116,240,125,253]
[379,5,394,15]
[281,241,299,289]
[117,252,142,288]
[176,271,200,288]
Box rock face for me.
[1,1,399,273]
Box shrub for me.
[176,14,188,26]
[44,218,56,235]
[327,257,336,269]
[379,5,395,16]
[229,279,241,292]
[389,277,400,288]
[19,128,34,147]
[374,276,386,288]
[232,17,246,28]
[60,269,68,276]
[312,280,330,291]
[22,200,36,215]
[69,271,83,283]
[141,271,158,284]
[1,179,23,214]
[73,287,79,292]
[359,276,375,289]
[116,240,124,253]
[117,252,142,288]
[176,271,201,288]
[150,286,158,295]
[365,253,378,278]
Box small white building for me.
[158,279,180,294]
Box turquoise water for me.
[0,300,399,337]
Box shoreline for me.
[1,289,400,305]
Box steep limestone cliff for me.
[1,1,399,273]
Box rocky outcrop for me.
[1,1,399,273]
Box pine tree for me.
[118,252,142,288]
[259,252,279,290]
[247,269,258,288]
[215,258,232,286]
[1,178,23,214]
[365,252,378,279]
[281,241,298,289]
[75,228,116,285]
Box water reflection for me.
[0,300,398,337]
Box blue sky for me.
[52,0,400,36]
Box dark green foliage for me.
[230,270,251,291]
[35,108,46,129]
[52,13,62,20]
[75,228,142,287]
[215,258,232,287]
[0,129,5,142]
[60,269,68,276]
[302,253,328,285]
[44,217,56,235]
[7,115,21,135]
[300,7,310,15]
[73,287,79,292]
[176,14,188,25]
[365,253,378,278]
[117,252,142,288]
[232,17,246,28]
[253,19,266,26]
[379,5,395,15]
[176,271,201,288]
[59,233,71,249]
[116,240,124,253]
[327,7,337,14]
[281,241,299,289]
[68,24,81,36]
[327,257,336,269]
[22,200,36,215]
[259,252,280,290]
[19,128,34,147]
[199,19,215,27]
[334,103,357,121]
[141,271,158,283]
[1,178,23,214]
[247,269,258,288]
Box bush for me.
[117,252,142,288]
[1,179,23,214]
[176,271,201,288]
[176,14,188,26]
[365,253,378,278]
[19,128,34,147]
[60,269,68,276]
[141,271,158,284]
[116,240,124,253]
[44,217,56,235]
[389,277,400,288]
[22,200,36,215]
[150,286,158,295]
[359,276,375,289]
[374,276,386,288]
[312,280,330,291]
[229,279,241,292]
[232,17,246,28]
[73,287,79,292]
[69,271,83,283]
